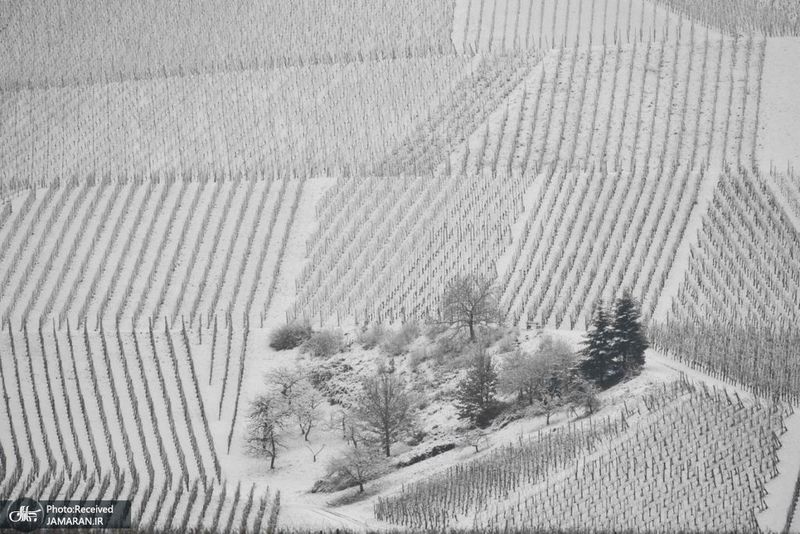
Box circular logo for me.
[6,498,45,532]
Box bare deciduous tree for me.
[268,366,305,398]
[565,378,601,416]
[500,349,542,405]
[465,430,489,453]
[246,394,290,469]
[266,365,326,440]
[327,445,384,493]
[354,371,413,457]
[305,443,326,463]
[440,273,500,342]
[500,336,578,424]
[336,409,364,448]
[294,382,325,441]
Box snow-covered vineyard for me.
[1,0,800,532]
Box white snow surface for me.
[758,38,800,173]
[230,328,771,531]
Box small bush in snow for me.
[430,335,468,363]
[381,321,420,356]
[302,330,344,359]
[407,347,429,371]
[269,322,313,351]
[358,324,387,349]
[326,446,385,493]
[475,324,508,349]
[496,329,519,353]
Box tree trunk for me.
[358,482,364,493]
[383,436,391,457]
[469,321,475,341]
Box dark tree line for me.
[456,292,647,429]
[580,291,648,388]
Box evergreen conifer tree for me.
[579,303,623,388]
[455,350,498,427]
[610,291,648,375]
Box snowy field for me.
[757,37,800,173]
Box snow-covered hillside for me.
[2,0,800,532]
